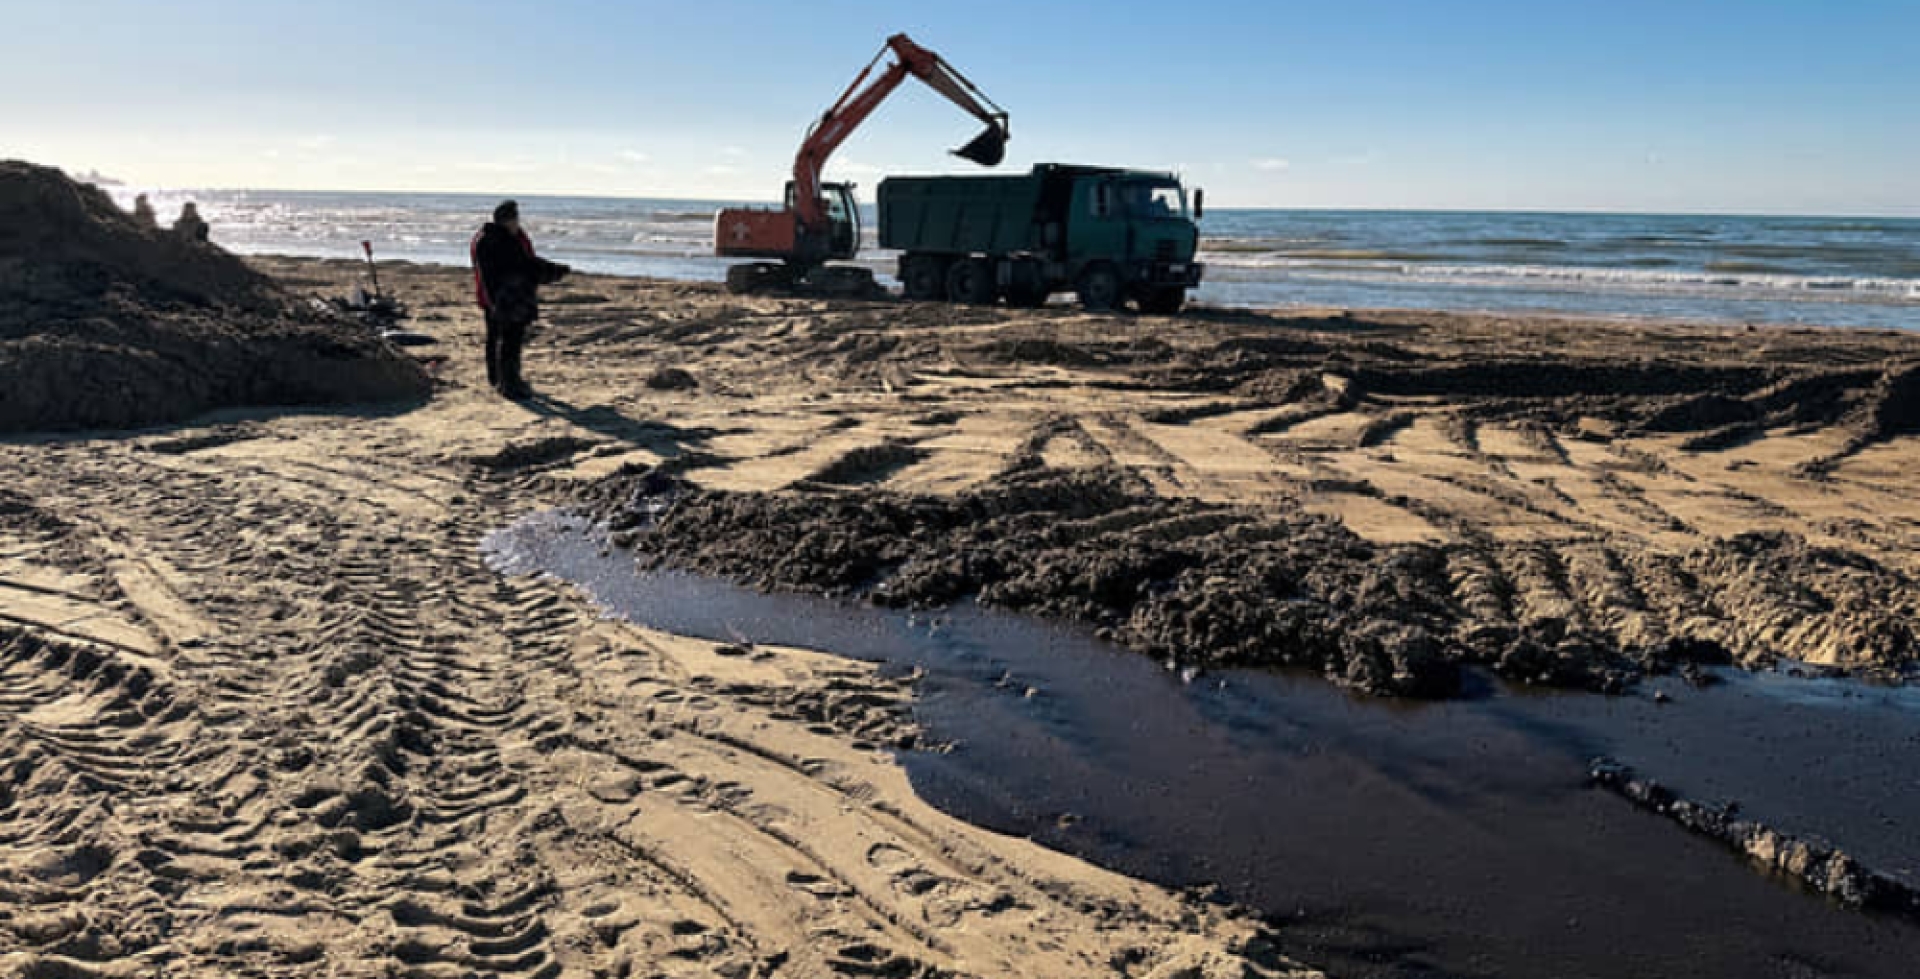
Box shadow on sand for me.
[517,393,721,465]
[0,395,435,448]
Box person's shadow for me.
[518,393,719,463]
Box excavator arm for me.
[791,33,1009,231]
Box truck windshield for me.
[1122,182,1186,219]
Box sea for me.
[109,187,1920,330]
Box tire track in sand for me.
[0,362,1314,979]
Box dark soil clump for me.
[0,161,429,433]
[466,436,602,471]
[644,366,699,391]
[593,466,1782,697]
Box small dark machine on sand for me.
[320,240,437,348]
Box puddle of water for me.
[486,512,1920,979]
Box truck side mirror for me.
[1193,188,1205,220]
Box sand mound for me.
[0,161,429,432]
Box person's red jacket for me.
[470,223,568,322]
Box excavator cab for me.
[786,181,861,261]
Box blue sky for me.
[5,0,1916,214]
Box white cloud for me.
[1253,157,1291,172]
[830,158,891,177]
[618,149,651,165]
[721,146,748,158]
[456,158,543,175]
[704,164,744,176]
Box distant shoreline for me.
[168,188,1915,330]
[254,252,1914,335]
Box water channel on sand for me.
[486,512,1920,979]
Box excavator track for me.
[725,262,885,300]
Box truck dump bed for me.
[878,173,1047,255]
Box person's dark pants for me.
[484,311,529,392]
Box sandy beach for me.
[4,251,1920,978]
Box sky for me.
[4,0,1917,215]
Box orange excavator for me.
[714,33,1009,295]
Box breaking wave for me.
[1199,253,1920,302]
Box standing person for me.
[132,193,158,227]
[173,201,209,241]
[470,200,570,399]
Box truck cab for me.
[1067,173,1202,313]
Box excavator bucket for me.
[952,123,1008,167]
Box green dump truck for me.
[878,164,1205,314]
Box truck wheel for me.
[901,255,946,301]
[1076,264,1123,313]
[946,258,998,305]
[1004,259,1049,308]
[1138,288,1186,316]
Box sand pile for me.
[0,161,429,432]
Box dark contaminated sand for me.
[0,162,428,432]
[596,463,1918,698]
[5,254,1920,978]
[486,513,1920,979]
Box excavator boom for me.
[714,33,1008,293]
[793,34,1008,231]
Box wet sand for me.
[3,255,1919,977]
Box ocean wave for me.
[1201,256,1920,301]
[1457,237,1570,248]
[1797,221,1908,234]
[1705,260,1796,276]
[1200,236,1337,253]
[1263,248,1444,262]
[1618,234,1719,246]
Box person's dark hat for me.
[493,200,520,224]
